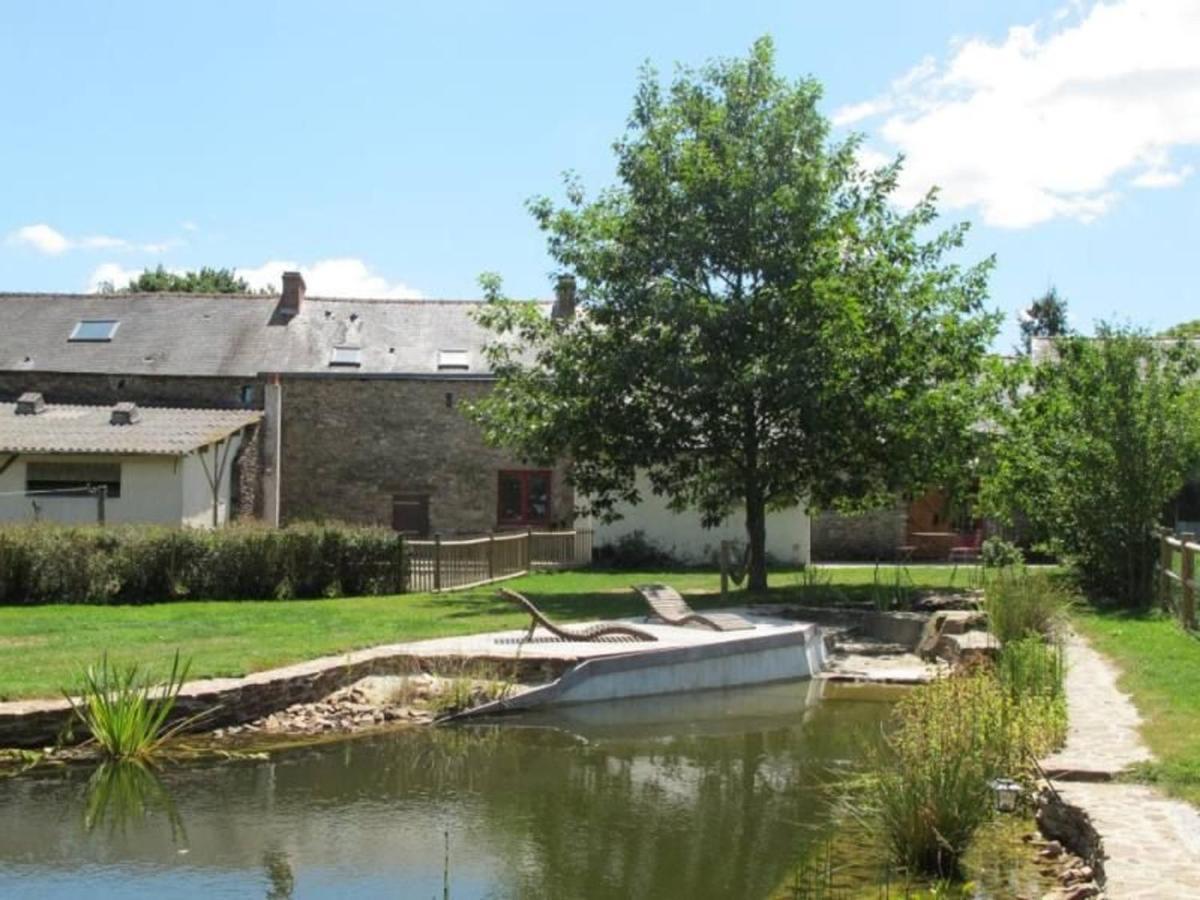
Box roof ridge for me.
[0,292,554,304]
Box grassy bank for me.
[0,565,971,701]
[1072,608,1200,804]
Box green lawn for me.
[1072,607,1200,804]
[0,564,972,701]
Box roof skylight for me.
[69,320,119,342]
[330,346,363,367]
[437,349,469,371]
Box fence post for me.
[434,533,442,592]
[720,540,730,603]
[1183,532,1196,630]
[488,532,495,581]
[526,526,533,571]
[398,534,407,594]
[95,485,107,526]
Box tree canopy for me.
[1161,319,1200,339]
[982,326,1200,606]
[1018,286,1071,355]
[469,37,999,589]
[99,265,266,294]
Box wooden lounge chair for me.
[498,588,657,643]
[633,583,756,631]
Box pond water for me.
[0,680,1031,899]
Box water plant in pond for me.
[84,758,187,841]
[983,571,1072,643]
[65,651,199,759]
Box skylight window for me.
[69,320,119,342]
[437,349,470,371]
[330,346,362,367]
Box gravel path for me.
[1043,633,1200,898]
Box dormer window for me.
[69,320,119,342]
[330,346,362,367]
[437,349,469,371]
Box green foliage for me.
[1017,286,1071,355]
[66,652,193,759]
[983,571,1072,642]
[468,37,999,591]
[99,265,267,294]
[979,537,1024,569]
[0,521,405,605]
[994,637,1066,719]
[593,530,679,569]
[982,326,1200,606]
[1161,319,1200,339]
[864,669,1064,879]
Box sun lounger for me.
[498,588,658,643]
[633,583,755,631]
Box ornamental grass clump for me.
[66,652,196,760]
[983,571,1072,643]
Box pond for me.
[0,680,1039,899]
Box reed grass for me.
[984,571,1072,643]
[65,651,199,759]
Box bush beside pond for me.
[0,522,405,605]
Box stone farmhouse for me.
[0,273,575,534]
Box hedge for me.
[0,522,406,605]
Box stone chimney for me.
[278,271,306,318]
[15,392,45,416]
[552,274,577,320]
[110,402,141,426]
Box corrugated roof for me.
[0,402,262,455]
[0,293,550,377]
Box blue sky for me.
[2,0,1197,349]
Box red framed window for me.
[498,470,552,526]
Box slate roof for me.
[0,293,551,378]
[0,402,263,455]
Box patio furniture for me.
[498,588,658,643]
[948,530,984,585]
[633,583,755,631]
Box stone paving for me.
[1043,633,1200,898]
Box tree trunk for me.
[745,490,768,592]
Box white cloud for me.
[834,0,1200,228]
[9,223,180,255]
[235,258,424,299]
[10,224,71,254]
[86,263,146,292]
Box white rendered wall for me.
[591,473,811,565]
[0,454,183,525]
[180,436,241,527]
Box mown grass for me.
[0,565,972,701]
[1072,607,1200,805]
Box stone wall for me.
[811,503,908,561]
[277,377,573,533]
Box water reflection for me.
[0,681,892,900]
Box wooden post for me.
[526,526,533,571]
[398,534,407,594]
[433,533,442,592]
[1183,532,1196,630]
[720,540,730,603]
[95,485,107,526]
[488,532,495,582]
[1160,530,1173,610]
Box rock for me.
[1039,840,1064,859]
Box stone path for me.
[1043,633,1200,898]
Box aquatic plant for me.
[983,571,1072,643]
[84,758,187,841]
[65,651,198,759]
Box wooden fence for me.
[1156,529,1199,629]
[403,528,593,594]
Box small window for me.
[330,346,362,367]
[27,461,121,499]
[437,349,469,371]
[497,470,551,526]
[69,320,119,342]
[393,494,430,537]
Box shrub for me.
[0,521,406,605]
[983,571,1072,643]
[593,530,678,569]
[980,536,1024,569]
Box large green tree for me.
[470,38,998,589]
[99,265,264,294]
[982,326,1200,606]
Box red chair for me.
[948,529,984,585]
